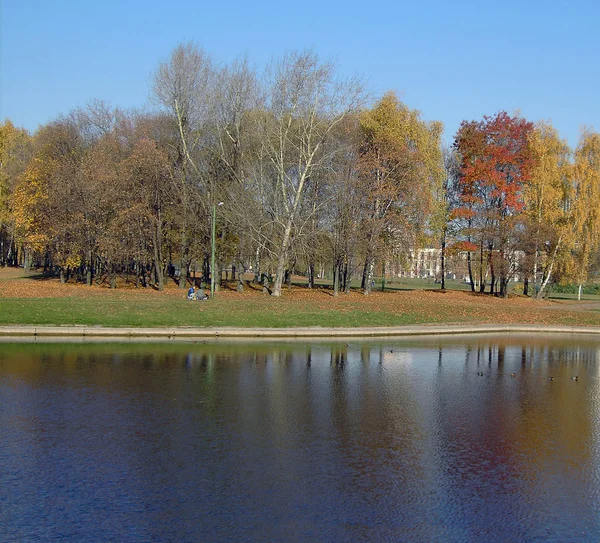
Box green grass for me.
[2,273,599,328]
[543,292,600,301]
[0,297,438,328]
[303,276,600,299]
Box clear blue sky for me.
[2,0,599,147]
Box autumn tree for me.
[320,115,362,295]
[357,92,444,294]
[522,121,572,298]
[11,43,598,303]
[12,119,87,277]
[454,112,534,297]
[121,138,175,290]
[435,146,461,290]
[570,129,600,298]
[0,121,32,266]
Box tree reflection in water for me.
[1,334,599,542]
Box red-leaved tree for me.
[454,111,533,296]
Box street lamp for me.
[211,202,224,298]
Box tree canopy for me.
[2,43,598,297]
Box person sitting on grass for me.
[187,286,195,300]
[195,288,208,301]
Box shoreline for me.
[0,323,599,340]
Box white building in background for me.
[388,247,449,279]
[409,248,444,279]
[389,248,525,282]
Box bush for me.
[552,283,600,295]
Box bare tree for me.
[438,145,461,289]
[260,50,363,296]
[152,42,217,287]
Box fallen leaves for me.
[1,268,599,327]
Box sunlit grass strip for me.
[1,296,599,328]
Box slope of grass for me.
[0,297,443,328]
[1,269,599,329]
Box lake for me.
[1,334,599,542]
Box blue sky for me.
[2,0,599,147]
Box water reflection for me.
[1,334,600,542]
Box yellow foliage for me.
[11,158,49,251]
[524,121,571,228]
[0,120,32,230]
[571,129,600,283]
[359,92,444,220]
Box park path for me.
[543,300,600,312]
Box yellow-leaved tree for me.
[523,121,573,298]
[11,157,50,267]
[358,92,444,294]
[569,129,600,298]
[0,121,33,265]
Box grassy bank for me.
[1,269,599,328]
[0,297,433,327]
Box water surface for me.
[1,334,600,542]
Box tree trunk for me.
[86,251,92,286]
[254,246,261,284]
[467,251,475,292]
[532,242,539,293]
[308,262,315,289]
[179,260,188,289]
[154,248,164,291]
[479,244,486,293]
[500,277,509,298]
[153,222,164,291]
[261,273,271,294]
[272,219,294,297]
[361,257,367,290]
[343,259,351,294]
[110,264,117,289]
[178,228,188,289]
[537,236,562,299]
[202,254,210,286]
[9,239,16,266]
[215,263,222,292]
[363,253,375,295]
[236,269,244,293]
[440,232,446,290]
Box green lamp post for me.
[211,202,223,298]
